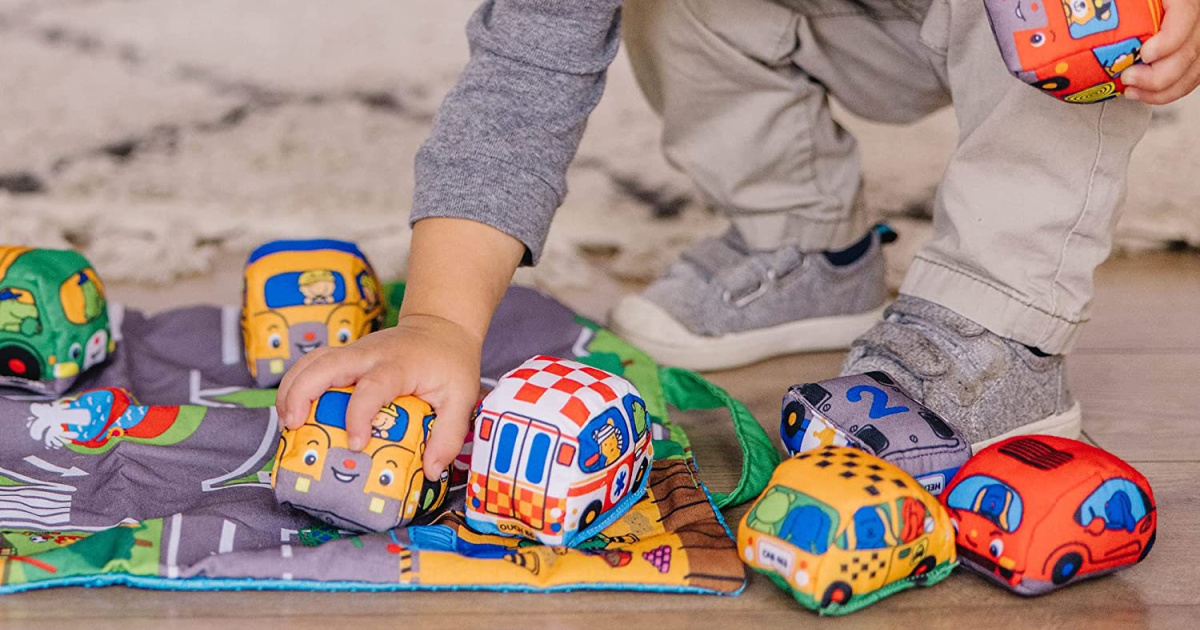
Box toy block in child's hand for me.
[985,0,1163,102]
[272,388,449,532]
[780,372,971,496]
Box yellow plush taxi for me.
[738,446,957,615]
[271,387,448,532]
[241,239,383,387]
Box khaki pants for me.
[623,0,1152,353]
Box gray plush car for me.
[780,372,971,495]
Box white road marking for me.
[281,544,293,558]
[218,519,237,553]
[200,408,278,492]
[23,455,88,477]
[166,513,183,578]
[221,306,241,365]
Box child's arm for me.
[277,218,523,478]
[277,0,622,481]
[1121,0,1200,104]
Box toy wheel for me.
[1051,552,1083,585]
[579,500,603,531]
[910,556,937,585]
[1138,530,1156,562]
[0,345,40,380]
[634,460,648,491]
[821,582,853,609]
[781,400,806,440]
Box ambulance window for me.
[1076,478,1148,533]
[59,269,106,324]
[0,288,40,335]
[495,423,519,474]
[946,474,1024,533]
[624,394,649,438]
[850,506,889,550]
[524,433,551,485]
[578,408,631,473]
[264,270,346,308]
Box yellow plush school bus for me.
[738,446,956,614]
[241,239,383,387]
[272,387,448,532]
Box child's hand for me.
[1122,0,1200,104]
[276,314,482,481]
[275,216,525,482]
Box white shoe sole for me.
[608,295,886,371]
[970,401,1083,452]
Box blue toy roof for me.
[246,239,367,265]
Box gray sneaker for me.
[609,228,887,371]
[841,295,1082,450]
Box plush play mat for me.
[0,285,779,595]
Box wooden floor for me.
[5,251,1199,629]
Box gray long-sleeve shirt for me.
[410,0,623,264]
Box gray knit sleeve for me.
[410,0,623,265]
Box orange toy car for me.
[941,436,1155,595]
[984,0,1164,102]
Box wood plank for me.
[1075,251,1200,353]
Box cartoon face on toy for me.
[241,239,385,387]
[466,356,654,547]
[984,0,1163,102]
[780,372,971,496]
[0,247,114,394]
[941,436,1156,595]
[272,388,449,532]
[738,447,957,615]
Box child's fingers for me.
[1126,55,1200,104]
[275,347,330,426]
[421,391,474,482]
[1123,48,1196,92]
[279,351,367,430]
[343,370,414,451]
[1141,0,1199,63]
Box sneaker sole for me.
[970,401,1083,452]
[609,295,886,371]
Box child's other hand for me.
[276,314,482,481]
[1122,0,1200,104]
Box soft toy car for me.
[984,0,1163,102]
[739,446,957,615]
[272,388,449,532]
[0,246,114,394]
[781,372,971,496]
[942,436,1156,595]
[241,239,384,388]
[466,355,653,547]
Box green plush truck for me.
[0,246,113,394]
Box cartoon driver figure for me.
[593,419,625,468]
[298,269,337,305]
[371,403,400,439]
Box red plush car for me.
[941,436,1155,595]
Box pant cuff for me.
[900,255,1083,354]
[729,207,871,252]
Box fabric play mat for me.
[0,285,779,595]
